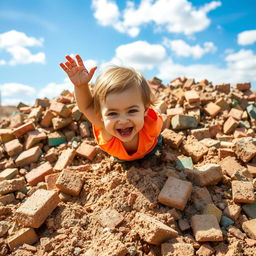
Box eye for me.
[128,109,138,114]
[107,112,117,116]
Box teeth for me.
[117,127,133,136]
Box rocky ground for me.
[0,78,256,256]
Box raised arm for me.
[59,55,103,127]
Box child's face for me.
[100,86,146,143]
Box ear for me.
[144,108,149,116]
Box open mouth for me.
[116,127,133,137]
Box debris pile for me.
[0,78,256,256]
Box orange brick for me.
[25,130,47,149]
[0,129,15,143]
[218,148,236,159]
[7,228,38,251]
[158,176,192,210]
[191,214,223,242]
[49,101,71,118]
[215,83,230,94]
[98,208,124,228]
[25,162,53,186]
[55,169,84,196]
[166,108,184,118]
[247,163,256,177]
[242,219,256,239]
[228,108,243,120]
[190,128,210,141]
[161,129,184,149]
[13,121,35,138]
[223,117,239,134]
[220,156,244,178]
[45,173,59,190]
[15,146,42,167]
[184,90,200,103]
[40,110,55,127]
[183,78,195,90]
[204,102,221,117]
[4,139,23,156]
[0,177,25,195]
[234,82,251,91]
[54,148,76,171]
[232,181,255,203]
[52,116,72,130]
[223,203,241,220]
[15,189,60,228]
[76,142,97,161]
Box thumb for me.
[88,66,97,80]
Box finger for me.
[76,55,86,68]
[59,63,69,72]
[65,61,72,69]
[66,55,77,66]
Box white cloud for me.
[92,0,221,37]
[0,30,45,65]
[163,39,217,59]
[0,83,36,97]
[110,40,167,71]
[237,30,256,45]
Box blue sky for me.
[0,0,256,105]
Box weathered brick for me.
[190,127,210,141]
[183,140,208,162]
[166,108,184,119]
[158,176,192,210]
[223,203,241,220]
[49,101,71,118]
[219,156,244,178]
[97,208,124,228]
[185,164,223,186]
[0,129,15,143]
[234,82,251,91]
[54,148,76,171]
[133,212,178,245]
[247,163,256,177]
[171,115,198,130]
[52,116,72,130]
[228,108,243,120]
[204,102,221,117]
[234,128,247,138]
[203,203,222,222]
[71,105,83,121]
[13,121,35,138]
[235,137,256,163]
[0,177,26,195]
[15,146,42,167]
[25,162,53,186]
[55,169,83,196]
[40,109,55,128]
[15,189,60,228]
[191,214,223,242]
[48,131,66,146]
[7,228,38,251]
[76,142,97,161]
[45,173,59,190]
[161,242,194,256]
[215,97,230,111]
[232,181,255,203]
[4,139,23,156]
[25,130,47,150]
[161,129,184,149]
[184,90,200,103]
[223,117,239,134]
[192,187,213,211]
[215,83,230,94]
[242,219,256,239]
[0,193,16,205]
[44,148,58,163]
[201,138,220,148]
[0,168,18,181]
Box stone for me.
[171,115,198,130]
[203,203,222,222]
[176,157,193,170]
[220,216,234,228]
[48,131,67,146]
[242,202,256,218]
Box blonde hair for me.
[93,66,154,115]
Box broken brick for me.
[232,180,255,203]
[54,148,76,171]
[15,146,42,167]
[4,139,23,156]
[76,142,97,161]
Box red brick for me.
[15,189,60,228]
[0,129,15,143]
[234,82,251,91]
[52,116,72,130]
[190,127,210,141]
[209,124,222,138]
[44,148,58,163]
[184,90,200,103]
[0,193,16,205]
[13,121,35,138]
[185,163,223,186]
[191,214,223,242]
[0,177,26,195]
[7,228,38,251]
[215,83,230,94]
[54,148,76,171]
[234,128,247,138]
[223,117,239,134]
[25,162,53,186]
[76,142,97,161]
[25,130,47,150]
[183,140,208,163]
[97,208,124,228]
[158,176,192,210]
[15,146,42,167]
[183,78,195,90]
[28,106,43,121]
[40,110,55,128]
[133,212,178,245]
[45,173,59,190]
[161,242,194,256]
[223,203,241,220]
[161,129,184,149]
[204,102,221,117]
[55,169,84,196]
[232,181,255,203]
[228,108,243,120]
[166,107,184,118]
[242,219,256,239]
[4,139,23,156]
[235,138,256,163]
[49,101,71,118]
[192,187,213,211]
[0,168,18,181]
[220,156,244,178]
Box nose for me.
[118,115,129,124]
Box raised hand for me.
[60,55,97,87]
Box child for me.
[60,54,163,161]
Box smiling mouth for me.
[117,127,133,137]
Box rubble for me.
[0,78,255,255]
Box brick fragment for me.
[184,90,200,103]
[191,214,223,242]
[13,121,35,138]
[166,108,184,119]
[190,127,210,141]
[97,208,124,228]
[0,177,25,195]
[40,109,55,127]
[201,138,220,148]
[25,130,47,150]
[25,162,53,186]
[247,163,256,177]
[4,139,23,156]
[52,116,72,130]
[204,102,221,117]
[219,156,244,178]
[161,129,184,149]
[171,115,198,130]
[234,82,251,91]
[0,129,15,143]
[228,226,246,240]
[54,148,76,171]
[203,203,222,222]
[0,168,18,181]
[185,164,223,186]
[223,117,239,134]
[48,131,66,146]
[178,219,190,231]
[76,142,97,161]
[192,187,213,211]
[228,108,243,120]
[158,176,192,210]
[161,242,194,256]
[71,105,83,121]
[235,137,256,163]
[49,101,71,117]
[45,173,59,190]
[176,156,193,170]
[183,140,208,162]
[215,97,230,111]
[15,146,42,167]
[215,83,230,94]
[0,193,16,205]
[133,212,178,245]
[183,78,194,89]
[242,219,256,239]
[7,228,38,251]
[15,189,60,228]
[232,180,255,203]
[55,169,83,196]
[223,203,241,220]
[247,104,256,119]
[44,148,58,163]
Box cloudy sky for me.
[1,0,256,105]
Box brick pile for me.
[0,79,255,255]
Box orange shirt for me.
[93,108,163,161]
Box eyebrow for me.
[106,105,140,112]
